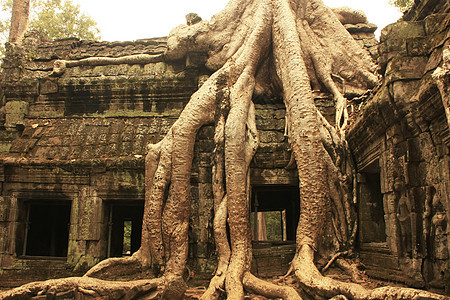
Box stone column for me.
[0,195,19,269]
[68,187,105,271]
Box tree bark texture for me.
[8,0,30,44]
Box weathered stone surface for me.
[424,13,450,35]
[4,101,29,128]
[385,56,428,83]
[380,21,426,42]
[76,188,103,241]
[348,4,449,291]
[406,36,430,56]
[251,244,296,277]
[39,80,58,95]
[332,7,368,25]
[403,0,450,22]
[344,23,377,34]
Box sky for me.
[72,0,403,42]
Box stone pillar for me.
[0,195,19,269]
[68,187,105,271]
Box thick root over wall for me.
[2,0,449,299]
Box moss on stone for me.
[0,143,12,153]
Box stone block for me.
[197,153,212,167]
[351,32,375,40]
[255,118,285,131]
[250,168,298,185]
[391,80,422,113]
[128,64,144,75]
[380,21,425,43]
[195,139,214,153]
[198,183,214,203]
[0,224,13,256]
[258,130,285,143]
[253,152,274,168]
[4,101,29,128]
[344,23,377,34]
[385,56,427,83]
[424,13,449,35]
[0,142,12,153]
[190,185,199,201]
[255,108,276,119]
[427,30,448,53]
[417,132,436,162]
[406,37,430,57]
[40,80,58,95]
[378,38,407,57]
[332,7,368,25]
[377,88,398,126]
[143,62,167,76]
[425,47,443,74]
[9,138,37,154]
[360,250,399,269]
[0,197,9,222]
[406,161,428,187]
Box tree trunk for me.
[8,0,30,44]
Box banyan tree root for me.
[0,276,171,300]
[294,245,449,300]
[50,53,165,76]
[2,0,449,299]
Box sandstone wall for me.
[348,10,449,292]
[0,29,300,276]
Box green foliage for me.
[122,220,132,255]
[0,0,100,57]
[389,0,414,12]
[29,0,100,41]
[264,211,283,241]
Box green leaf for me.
[0,0,101,58]
[388,0,414,13]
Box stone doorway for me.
[250,185,300,243]
[358,160,387,244]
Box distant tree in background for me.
[389,0,414,12]
[0,0,100,57]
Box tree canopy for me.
[389,0,414,12]
[0,0,100,57]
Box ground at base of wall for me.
[2,265,446,299]
[0,268,85,292]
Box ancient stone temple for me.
[0,0,448,295]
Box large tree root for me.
[0,276,170,300]
[294,244,448,300]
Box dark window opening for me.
[23,202,71,257]
[108,202,144,257]
[251,186,300,243]
[359,160,386,244]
